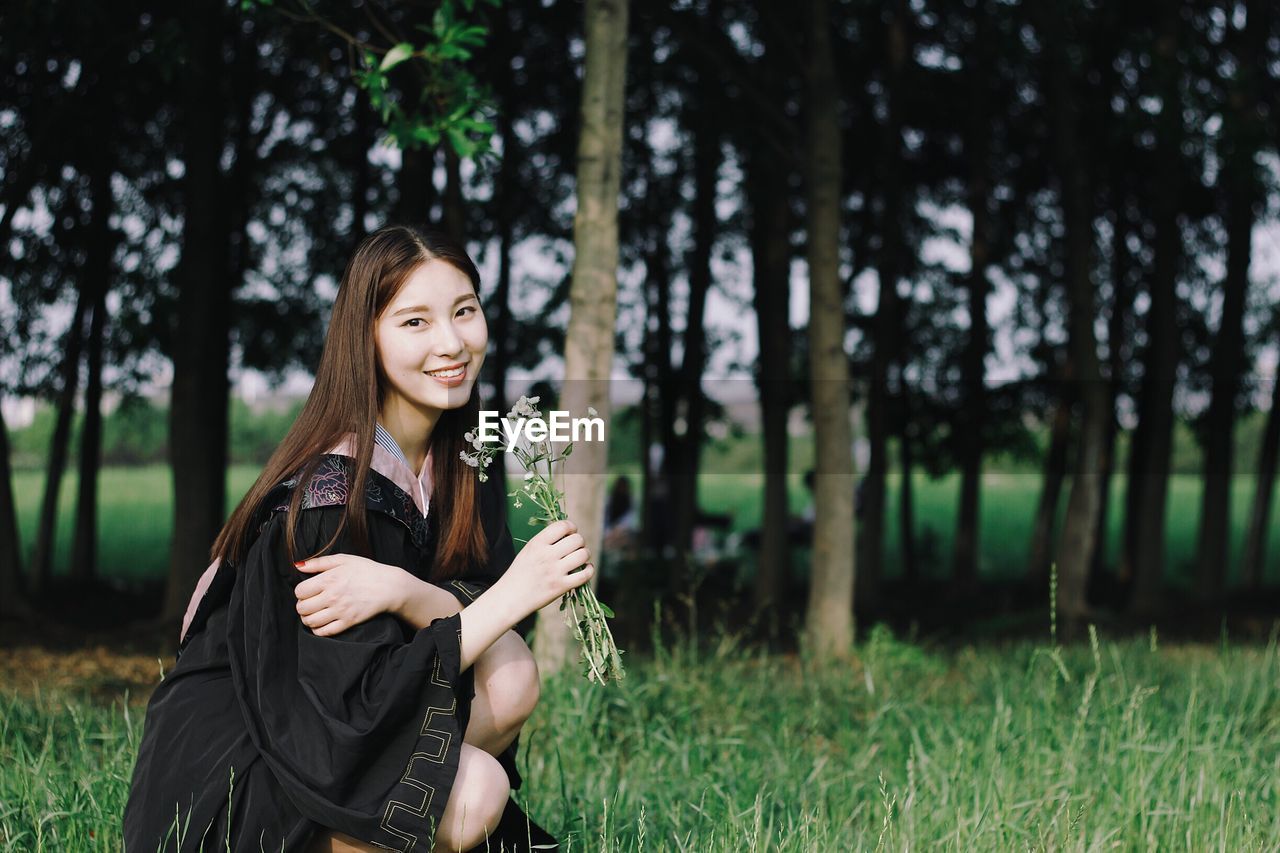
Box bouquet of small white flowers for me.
[461,395,625,684]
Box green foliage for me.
[3,630,1280,848]
[244,0,500,157]
[99,397,168,466]
[7,399,304,470]
[226,398,305,465]
[13,465,1280,587]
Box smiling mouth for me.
[425,366,466,378]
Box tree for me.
[1194,0,1267,603]
[1126,2,1185,616]
[1041,0,1109,635]
[162,0,234,623]
[859,0,911,606]
[0,408,24,615]
[533,0,630,677]
[746,143,794,616]
[1241,354,1280,589]
[802,0,855,661]
[952,0,995,592]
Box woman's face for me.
[375,259,488,419]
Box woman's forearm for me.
[395,575,524,671]
[395,576,464,629]
[457,583,525,671]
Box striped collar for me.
[375,422,414,470]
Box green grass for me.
[3,623,1279,849]
[13,466,1280,588]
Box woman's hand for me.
[494,519,595,621]
[293,554,412,637]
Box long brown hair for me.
[211,225,489,579]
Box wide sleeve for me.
[439,472,517,608]
[225,507,466,849]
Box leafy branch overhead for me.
[241,0,499,157]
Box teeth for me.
[428,367,465,378]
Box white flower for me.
[524,471,535,481]
[587,406,598,417]
[508,394,541,420]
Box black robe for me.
[123,455,520,852]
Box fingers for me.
[294,555,341,573]
[551,532,586,559]
[296,595,326,617]
[299,607,334,629]
[295,577,324,599]
[567,562,595,589]
[299,606,349,637]
[560,546,591,571]
[534,519,577,545]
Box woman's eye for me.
[457,306,477,317]
[404,318,426,328]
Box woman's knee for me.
[479,631,541,733]
[434,745,509,851]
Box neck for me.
[378,400,439,472]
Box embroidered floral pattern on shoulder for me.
[268,456,434,554]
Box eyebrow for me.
[390,294,478,317]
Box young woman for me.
[123,226,594,852]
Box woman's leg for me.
[307,745,509,853]
[432,744,510,852]
[464,629,540,757]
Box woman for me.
[123,226,594,852]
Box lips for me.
[425,363,467,378]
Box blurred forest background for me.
[3,0,1280,652]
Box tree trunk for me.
[393,146,438,226]
[1128,7,1183,616]
[1194,3,1263,602]
[489,113,517,421]
[1042,4,1107,637]
[162,2,233,624]
[747,150,792,615]
[952,76,991,589]
[898,424,916,582]
[1087,217,1127,596]
[668,97,718,588]
[350,97,374,239]
[0,407,27,615]
[1028,369,1072,585]
[859,1,909,609]
[533,0,629,677]
[1056,309,1108,635]
[1241,364,1280,588]
[71,157,114,584]
[31,292,88,595]
[642,176,675,558]
[802,0,855,661]
[1193,200,1252,600]
[442,146,466,244]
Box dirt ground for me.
[0,643,169,705]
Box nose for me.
[431,319,464,357]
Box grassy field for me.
[2,622,1278,849]
[12,465,1280,589]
